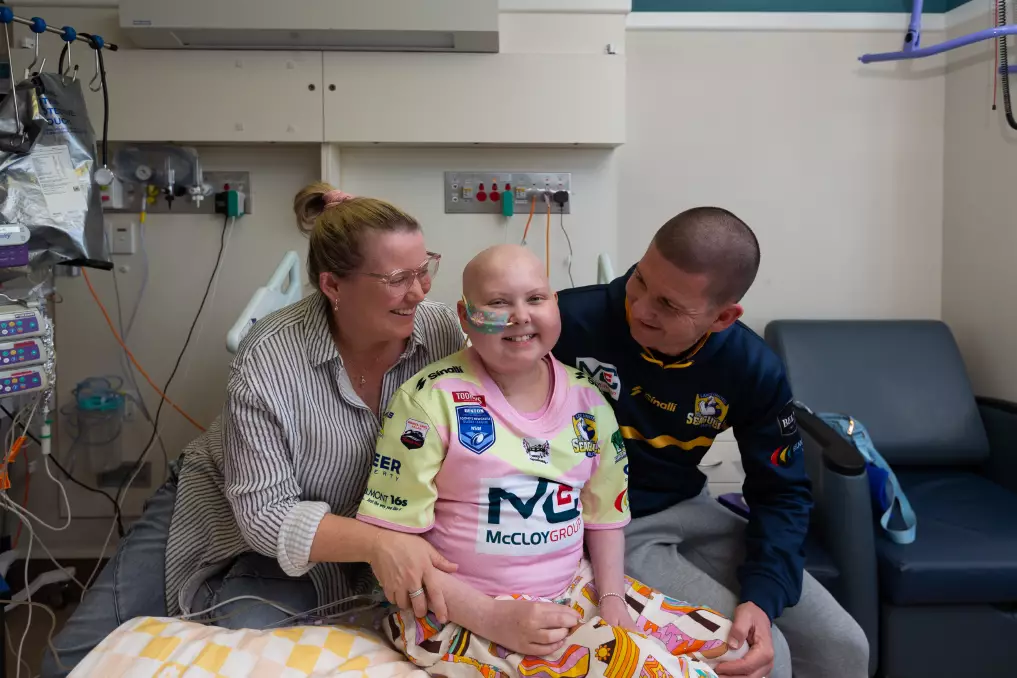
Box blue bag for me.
[813,411,917,545]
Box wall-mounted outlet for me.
[444,172,572,215]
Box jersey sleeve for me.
[356,387,446,533]
[733,371,813,621]
[581,404,631,529]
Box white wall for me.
[941,9,1017,401]
[6,7,950,554]
[620,29,946,335]
[621,27,947,493]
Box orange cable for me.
[521,196,537,243]
[81,269,206,432]
[545,199,552,279]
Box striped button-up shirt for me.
[164,293,464,615]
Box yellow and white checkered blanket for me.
[70,617,427,678]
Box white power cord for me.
[16,529,33,678]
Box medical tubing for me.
[999,1,1017,130]
[80,32,110,166]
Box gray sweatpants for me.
[624,492,869,678]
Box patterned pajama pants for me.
[385,561,747,678]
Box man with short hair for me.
[553,207,869,678]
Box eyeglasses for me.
[359,252,441,294]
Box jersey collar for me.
[608,266,721,370]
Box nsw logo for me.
[576,357,621,401]
[456,405,496,455]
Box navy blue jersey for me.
[553,270,813,620]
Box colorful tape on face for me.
[462,295,515,334]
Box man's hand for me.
[598,596,637,631]
[485,599,581,656]
[716,602,774,678]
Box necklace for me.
[340,345,392,390]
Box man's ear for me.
[709,303,743,334]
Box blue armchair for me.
[763,320,1017,678]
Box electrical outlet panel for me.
[444,172,572,215]
[104,171,253,216]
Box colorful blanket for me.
[69,617,427,678]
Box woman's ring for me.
[409,587,425,599]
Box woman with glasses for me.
[43,184,468,677]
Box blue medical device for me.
[859,0,1017,129]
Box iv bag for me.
[0,72,109,283]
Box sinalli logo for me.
[630,386,677,413]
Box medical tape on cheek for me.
[462,296,515,334]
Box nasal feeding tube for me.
[462,295,516,334]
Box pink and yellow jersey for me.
[357,347,630,598]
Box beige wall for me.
[941,10,1017,401]
[620,29,946,335]
[8,8,949,555]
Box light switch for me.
[110,222,137,255]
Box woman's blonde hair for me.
[294,182,420,283]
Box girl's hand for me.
[486,599,581,656]
[369,530,458,622]
[598,596,637,631]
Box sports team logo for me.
[686,393,730,431]
[457,405,496,455]
[610,429,627,463]
[576,357,621,401]
[400,419,429,450]
[571,413,599,457]
[522,437,551,464]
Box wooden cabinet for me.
[20,48,625,146]
[82,50,325,143]
[322,52,625,146]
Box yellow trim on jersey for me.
[620,426,714,451]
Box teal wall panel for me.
[632,0,975,12]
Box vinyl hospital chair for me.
[763,320,1017,678]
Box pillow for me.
[69,616,428,678]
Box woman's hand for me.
[369,530,458,622]
[485,599,581,656]
[598,596,637,631]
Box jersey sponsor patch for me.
[522,437,551,464]
[571,413,599,457]
[610,429,627,463]
[428,366,464,380]
[363,487,409,513]
[457,405,496,455]
[452,391,487,406]
[778,401,798,437]
[400,418,429,450]
[478,476,583,556]
[771,439,803,467]
[576,357,621,401]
